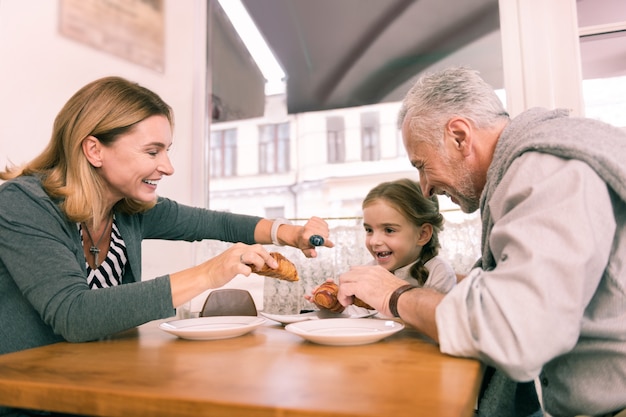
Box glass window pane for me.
[583,75,626,127]
[327,116,345,163]
[578,0,626,127]
[210,131,223,177]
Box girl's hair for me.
[362,178,444,286]
[0,76,173,225]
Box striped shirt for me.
[79,218,128,289]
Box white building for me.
[207,93,467,221]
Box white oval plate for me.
[285,318,404,346]
[341,305,378,319]
[259,311,318,324]
[260,306,377,325]
[159,316,265,340]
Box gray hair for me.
[398,66,508,146]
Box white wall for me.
[0,0,208,282]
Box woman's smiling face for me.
[96,115,174,206]
[363,200,424,272]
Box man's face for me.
[401,115,481,213]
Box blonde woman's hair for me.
[1,76,173,225]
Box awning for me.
[240,0,503,114]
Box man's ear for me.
[445,117,472,156]
[82,136,103,167]
[417,223,433,246]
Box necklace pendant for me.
[90,246,100,266]
[83,215,112,268]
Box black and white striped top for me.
[79,218,128,289]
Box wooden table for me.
[0,318,483,417]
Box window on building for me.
[259,122,290,174]
[361,112,380,161]
[210,128,237,177]
[326,116,345,163]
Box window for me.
[210,128,237,177]
[577,1,626,128]
[259,122,290,174]
[361,112,380,161]
[326,116,345,163]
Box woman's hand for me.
[211,243,279,286]
[170,243,278,307]
[256,217,334,258]
[295,216,334,258]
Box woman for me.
[0,76,332,356]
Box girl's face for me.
[93,115,174,207]
[363,200,429,272]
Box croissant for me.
[353,297,374,310]
[252,252,299,282]
[312,282,374,312]
[312,282,345,313]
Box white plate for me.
[159,316,265,340]
[344,305,378,319]
[259,311,318,324]
[260,306,377,325]
[285,318,404,346]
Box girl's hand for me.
[304,278,335,303]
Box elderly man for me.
[337,67,626,417]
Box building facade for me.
[208,94,466,222]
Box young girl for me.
[361,178,456,293]
[307,178,455,310]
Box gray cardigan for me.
[480,107,626,269]
[0,175,261,355]
[475,108,626,416]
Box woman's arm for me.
[254,216,333,258]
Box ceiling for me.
[240,0,502,114]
